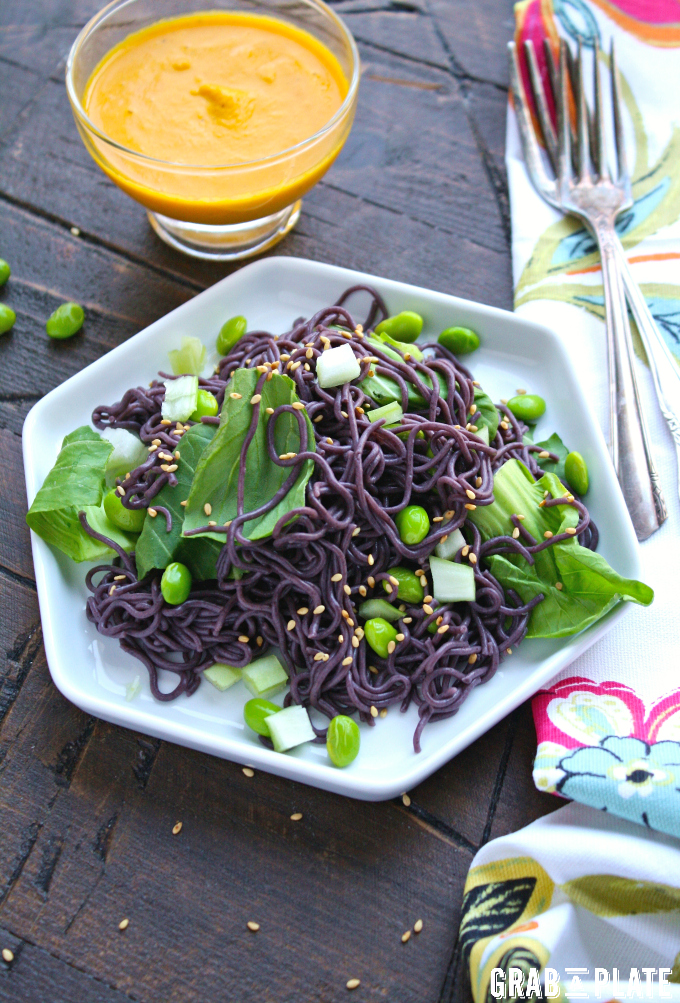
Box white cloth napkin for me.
[506,0,680,838]
[460,802,680,1000]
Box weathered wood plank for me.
[427,0,514,89]
[0,431,34,581]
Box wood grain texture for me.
[0,1,562,1000]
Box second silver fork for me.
[509,38,666,540]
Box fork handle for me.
[593,220,664,540]
[615,238,680,505]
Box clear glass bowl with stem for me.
[66,0,359,260]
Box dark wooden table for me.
[0,2,560,999]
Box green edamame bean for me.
[0,259,10,286]
[46,302,84,339]
[438,326,480,355]
[103,489,147,533]
[374,311,423,344]
[383,566,424,604]
[161,562,192,605]
[507,393,546,424]
[217,315,247,355]
[364,617,398,659]
[327,715,360,768]
[190,389,219,420]
[565,451,589,495]
[243,698,280,736]
[395,505,430,545]
[0,303,15,335]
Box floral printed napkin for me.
[460,802,680,1000]
[506,0,680,837]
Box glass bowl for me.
[66,0,359,260]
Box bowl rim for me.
[65,0,360,171]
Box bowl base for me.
[147,201,302,260]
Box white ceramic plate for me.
[23,256,640,800]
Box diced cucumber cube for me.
[266,704,316,753]
[430,555,476,602]
[367,401,403,425]
[434,527,466,560]
[203,664,242,691]
[241,654,288,699]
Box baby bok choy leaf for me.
[182,369,315,543]
[26,427,138,561]
[467,459,653,638]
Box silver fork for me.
[508,37,667,540]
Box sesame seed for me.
[395,633,405,642]
[565,527,577,535]
[313,414,324,423]
[359,585,367,596]
[423,604,433,615]
[342,656,353,666]
[256,636,263,647]
[204,503,212,516]
[512,527,520,539]
[468,653,478,664]
[266,407,275,414]
[387,640,396,654]
[290,812,303,821]
[266,371,274,379]
[469,553,477,564]
[440,534,449,544]
[469,403,477,415]
[238,635,250,643]
[180,500,188,507]
[402,930,411,943]
[466,489,476,500]
[355,627,364,639]
[313,605,325,615]
[306,348,314,359]
[343,584,352,595]
[346,979,361,990]
[287,619,295,631]
[384,583,393,594]
[370,705,378,718]
[242,767,254,778]
[118,919,129,931]
[247,921,260,932]
[544,530,554,539]
[414,919,423,933]
[70,226,80,236]
[297,607,308,615]
[380,708,387,718]
[437,624,449,634]
[208,520,216,527]
[160,418,172,425]
[367,554,374,566]
[116,485,125,496]
[423,594,433,603]
[465,503,477,511]
[475,477,482,487]
[369,665,378,674]
[331,573,342,582]
[314,652,328,661]
[555,582,563,590]
[539,500,546,507]
[567,494,575,502]
[292,401,305,410]
[461,545,470,557]
[544,490,550,498]
[436,615,443,625]
[338,634,344,644]
[367,576,375,588]
[250,394,262,404]
[403,617,412,624]
[341,410,348,418]
[256,365,267,374]
[2,949,14,963]
[230,393,242,399]
[114,574,126,581]
[506,648,512,655]
[280,353,290,361]
[538,450,550,458]
[351,636,359,648]
[433,516,443,523]
[500,420,509,430]
[367,369,374,377]
[172,822,182,835]
[516,513,525,520]
[352,526,361,537]
[415,568,425,577]
[148,508,157,518]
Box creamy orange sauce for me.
[85,13,346,165]
[81,13,351,223]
